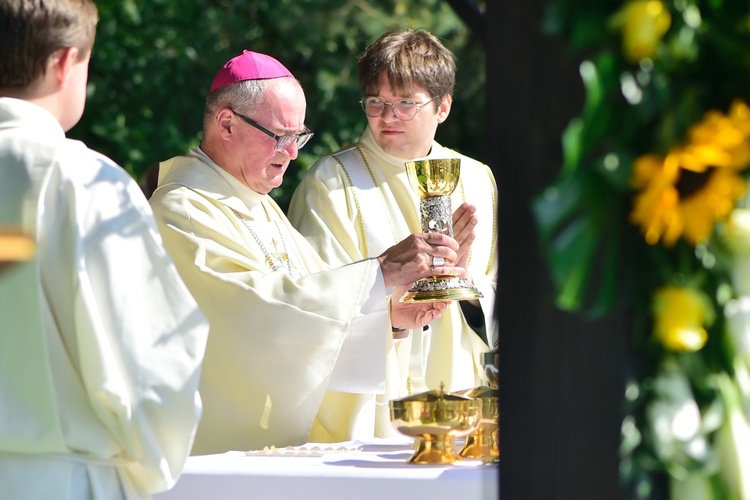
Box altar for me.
[154,438,499,500]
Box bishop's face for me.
[224,79,308,195]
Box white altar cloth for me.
[155,438,499,500]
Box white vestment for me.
[150,149,394,454]
[0,98,208,499]
[289,127,498,398]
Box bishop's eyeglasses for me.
[230,109,314,152]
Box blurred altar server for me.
[289,29,498,395]
[149,49,465,454]
[0,1,208,498]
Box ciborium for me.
[400,158,483,303]
[389,383,482,464]
[455,386,499,463]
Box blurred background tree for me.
[69,0,486,211]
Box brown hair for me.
[0,0,98,88]
[357,29,456,102]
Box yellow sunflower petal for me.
[679,145,732,171]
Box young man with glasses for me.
[289,30,498,418]
[149,50,465,454]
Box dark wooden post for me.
[486,2,625,498]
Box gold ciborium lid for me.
[454,386,499,463]
[389,383,482,464]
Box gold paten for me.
[455,386,499,463]
[389,383,482,464]
[401,159,483,303]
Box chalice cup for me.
[400,158,483,303]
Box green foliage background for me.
[535,0,750,497]
[68,0,486,211]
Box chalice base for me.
[408,435,459,464]
[458,429,500,463]
[400,276,484,303]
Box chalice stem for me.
[421,195,453,237]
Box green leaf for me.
[533,169,622,317]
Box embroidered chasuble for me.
[289,127,499,405]
[150,148,394,454]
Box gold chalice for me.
[400,158,483,303]
[389,383,482,464]
[455,386,499,463]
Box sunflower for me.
[630,101,750,247]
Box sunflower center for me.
[675,167,715,199]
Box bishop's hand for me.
[389,284,448,337]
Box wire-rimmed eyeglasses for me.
[230,109,314,152]
[359,96,439,121]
